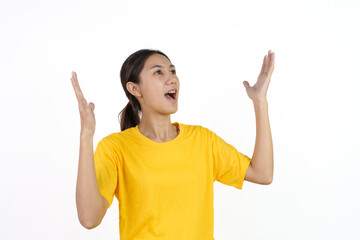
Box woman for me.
[71,49,275,239]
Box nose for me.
[167,74,177,85]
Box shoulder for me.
[97,127,134,148]
[179,122,215,138]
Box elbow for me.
[80,219,101,230]
[264,178,272,185]
[263,167,273,185]
[263,175,273,185]
[78,215,102,229]
[76,199,107,230]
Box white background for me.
[1,0,359,239]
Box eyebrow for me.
[148,64,175,70]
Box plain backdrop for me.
[1,0,359,239]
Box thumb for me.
[243,81,250,89]
[89,102,95,111]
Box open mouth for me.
[164,90,177,101]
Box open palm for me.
[70,71,96,136]
[243,50,275,102]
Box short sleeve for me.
[94,138,118,208]
[211,130,252,189]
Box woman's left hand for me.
[243,50,275,102]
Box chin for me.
[166,107,178,115]
[169,109,178,114]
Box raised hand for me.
[243,50,275,102]
[70,71,96,136]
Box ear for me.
[126,82,142,98]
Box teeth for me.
[167,90,176,94]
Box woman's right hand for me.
[70,71,96,137]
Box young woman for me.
[71,49,275,239]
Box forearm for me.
[251,99,274,183]
[76,134,107,229]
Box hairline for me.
[147,64,176,70]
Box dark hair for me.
[118,49,171,131]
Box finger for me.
[70,77,81,102]
[267,51,275,76]
[259,55,267,76]
[89,102,95,111]
[264,52,270,74]
[266,50,275,72]
[70,72,88,108]
[72,72,84,94]
[71,72,85,99]
[70,75,84,103]
[271,51,275,66]
[243,81,250,89]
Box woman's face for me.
[136,53,180,115]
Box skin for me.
[127,51,275,185]
[71,72,108,229]
[243,50,275,184]
[70,50,275,229]
[126,53,180,143]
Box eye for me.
[171,69,176,74]
[154,70,162,75]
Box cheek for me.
[143,83,162,100]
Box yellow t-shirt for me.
[94,122,252,240]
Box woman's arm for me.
[243,50,275,184]
[244,99,273,184]
[71,71,108,228]
[76,134,109,229]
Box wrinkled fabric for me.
[94,122,251,240]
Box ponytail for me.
[118,99,141,131]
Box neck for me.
[138,113,179,143]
